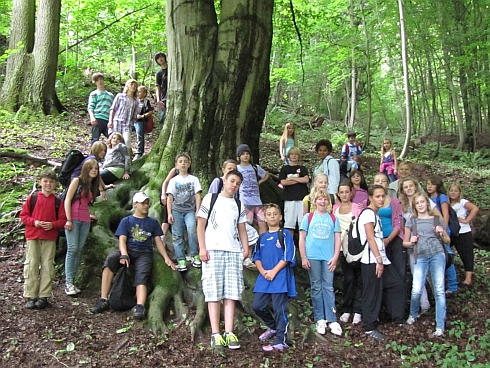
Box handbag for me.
[144,114,154,134]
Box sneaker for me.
[192,255,202,268]
[259,328,277,341]
[243,257,256,269]
[329,322,343,336]
[340,313,351,323]
[365,330,385,341]
[420,308,429,315]
[26,298,37,309]
[65,283,77,296]
[316,319,326,335]
[177,260,187,272]
[262,343,289,352]
[211,333,227,349]
[433,328,444,337]
[35,297,48,309]
[74,285,81,294]
[223,332,240,350]
[90,298,109,313]
[352,313,362,325]
[406,315,416,325]
[133,304,145,320]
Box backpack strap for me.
[411,216,418,263]
[205,193,219,229]
[344,143,349,157]
[306,211,335,231]
[278,228,285,253]
[217,177,224,193]
[251,164,260,182]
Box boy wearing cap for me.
[236,144,269,235]
[90,192,176,320]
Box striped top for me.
[110,93,139,133]
[87,89,114,120]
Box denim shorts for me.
[104,249,153,286]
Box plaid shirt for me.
[110,93,139,133]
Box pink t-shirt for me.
[71,192,93,223]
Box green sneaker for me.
[177,260,187,272]
[223,332,240,350]
[192,255,202,268]
[211,333,227,349]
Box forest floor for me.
[1,113,490,367]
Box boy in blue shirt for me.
[252,203,296,352]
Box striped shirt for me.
[87,89,114,120]
[110,93,139,133]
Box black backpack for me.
[346,208,375,261]
[58,150,86,188]
[434,195,461,237]
[108,267,136,311]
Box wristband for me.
[66,220,72,223]
[120,255,129,260]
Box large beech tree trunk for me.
[0,0,61,114]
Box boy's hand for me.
[91,119,98,126]
[34,220,41,228]
[168,214,174,225]
[164,256,176,270]
[263,269,277,281]
[199,247,210,263]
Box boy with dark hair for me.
[90,192,176,319]
[88,73,114,145]
[278,147,309,237]
[252,204,296,352]
[20,169,67,309]
[341,131,363,167]
[155,52,168,129]
[197,170,249,350]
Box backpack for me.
[58,150,86,188]
[338,158,349,180]
[108,267,136,311]
[344,207,375,264]
[59,181,85,205]
[344,143,360,158]
[434,195,461,237]
[205,193,241,229]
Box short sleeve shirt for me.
[405,217,445,257]
[167,174,202,212]
[155,68,168,102]
[451,199,471,234]
[197,194,247,252]
[300,212,340,261]
[115,215,163,253]
[358,208,390,265]
[237,164,267,206]
[278,165,309,201]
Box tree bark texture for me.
[0,0,61,114]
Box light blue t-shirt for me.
[300,212,340,261]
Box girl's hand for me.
[100,191,107,201]
[458,217,468,224]
[160,197,167,206]
[434,225,444,235]
[280,155,285,162]
[302,257,310,270]
[90,214,98,221]
[168,214,174,225]
[410,235,418,243]
[122,173,130,180]
[376,263,384,278]
[65,221,73,231]
[328,258,337,272]
[107,121,113,128]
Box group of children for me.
[20,115,479,351]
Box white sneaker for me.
[433,328,444,337]
[352,313,362,325]
[340,313,351,323]
[316,319,326,334]
[406,315,416,325]
[65,283,77,296]
[329,322,343,336]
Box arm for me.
[64,178,80,231]
[167,194,174,224]
[20,197,38,228]
[460,201,479,223]
[299,230,310,270]
[197,217,209,262]
[441,201,450,229]
[403,226,418,248]
[258,171,269,185]
[364,222,384,278]
[108,109,114,128]
[155,235,176,270]
[160,168,176,205]
[121,144,131,179]
[264,260,288,281]
[238,222,249,259]
[328,159,340,192]
[392,150,398,173]
[88,92,97,125]
[194,192,202,217]
[279,137,285,162]
[328,232,341,272]
[118,235,130,267]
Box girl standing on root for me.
[64,159,104,296]
[333,181,363,325]
[426,175,458,294]
[299,189,342,337]
[279,122,297,165]
[379,138,398,183]
[449,184,479,286]
[108,79,139,147]
[403,192,449,337]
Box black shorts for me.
[103,249,153,286]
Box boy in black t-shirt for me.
[278,147,309,237]
[89,192,176,320]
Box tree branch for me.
[0,150,61,167]
[289,0,305,84]
[58,5,153,55]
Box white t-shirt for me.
[358,208,390,265]
[451,199,471,234]
[198,194,247,252]
[167,174,202,212]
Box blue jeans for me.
[65,220,91,284]
[409,252,446,330]
[158,108,166,130]
[308,260,337,323]
[171,210,198,261]
[134,120,145,155]
[91,118,109,145]
[445,244,458,292]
